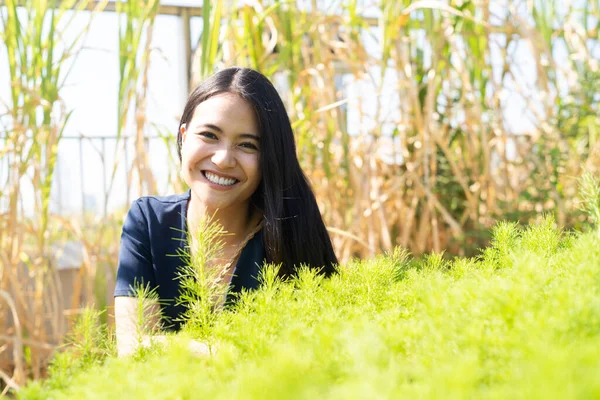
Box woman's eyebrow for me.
[194,124,260,141]
[194,123,222,132]
[239,133,260,141]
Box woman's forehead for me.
[190,93,260,135]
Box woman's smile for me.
[202,170,240,189]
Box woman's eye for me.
[240,142,259,151]
[199,132,217,140]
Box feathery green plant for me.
[17,212,600,398]
[175,214,230,345]
[578,172,600,226]
[20,308,114,396]
[129,282,166,357]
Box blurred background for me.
[1,0,599,391]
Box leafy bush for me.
[17,211,600,399]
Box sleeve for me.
[114,199,156,297]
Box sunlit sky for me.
[1,1,577,217]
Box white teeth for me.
[205,171,237,186]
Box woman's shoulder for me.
[135,191,190,207]
[128,191,190,226]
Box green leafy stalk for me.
[175,214,230,341]
[130,282,166,351]
[578,172,600,227]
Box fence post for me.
[79,135,85,215]
[102,137,108,218]
[124,136,130,206]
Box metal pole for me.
[181,7,192,91]
[79,136,85,215]
[102,137,107,218]
[124,135,130,206]
[56,151,62,215]
[0,1,207,17]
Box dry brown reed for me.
[0,0,158,391]
[188,0,598,259]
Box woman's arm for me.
[114,297,212,357]
[114,199,169,357]
[114,296,164,357]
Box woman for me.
[114,67,338,356]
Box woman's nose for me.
[211,147,236,169]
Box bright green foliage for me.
[21,308,115,397]
[175,214,229,343]
[579,173,600,227]
[18,214,600,399]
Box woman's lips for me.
[201,170,240,189]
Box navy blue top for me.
[114,191,266,331]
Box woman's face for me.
[180,92,261,213]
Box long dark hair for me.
[177,67,338,277]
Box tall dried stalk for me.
[0,290,23,394]
[188,0,599,259]
[0,0,106,386]
[116,0,159,200]
[0,0,159,389]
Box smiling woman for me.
[113,67,338,356]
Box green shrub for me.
[17,212,600,399]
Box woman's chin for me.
[189,189,235,212]
[189,180,256,210]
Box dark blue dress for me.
[114,191,265,331]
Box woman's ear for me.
[180,123,187,142]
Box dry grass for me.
[188,0,599,259]
[0,0,157,392]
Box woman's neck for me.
[187,196,256,246]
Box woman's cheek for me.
[182,144,202,166]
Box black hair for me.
[177,67,338,277]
